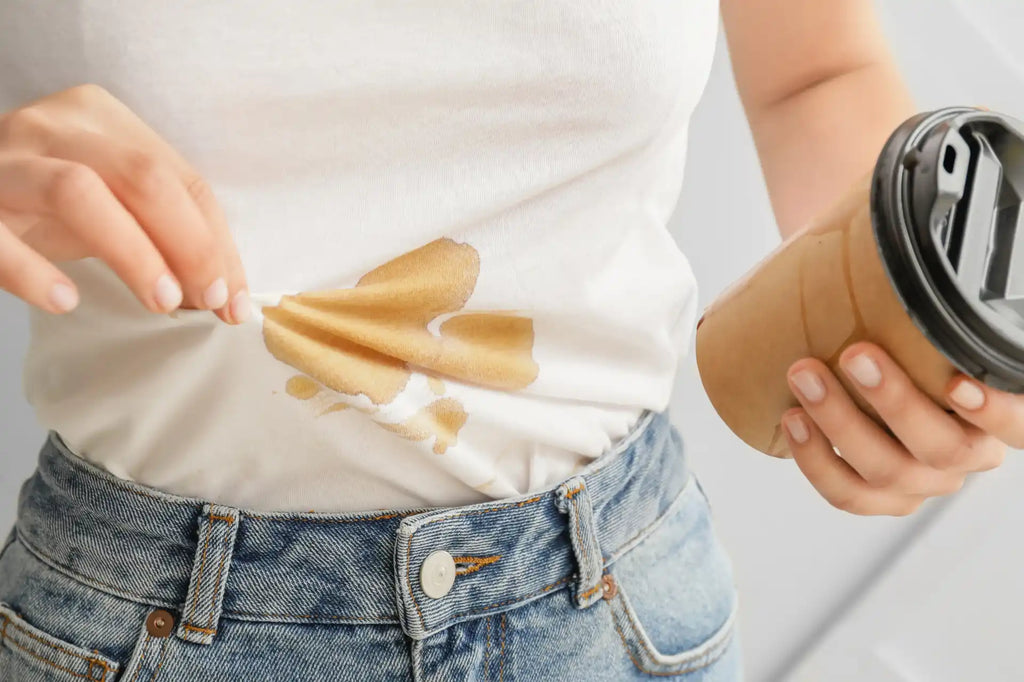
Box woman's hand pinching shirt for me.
[0,84,249,323]
[781,342,1017,516]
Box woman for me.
[0,1,1019,680]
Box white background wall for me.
[1,2,1021,681]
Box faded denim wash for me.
[0,408,743,680]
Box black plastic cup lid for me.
[871,106,1024,393]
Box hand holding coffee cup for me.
[696,107,1024,515]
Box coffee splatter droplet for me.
[317,402,350,417]
[285,375,320,400]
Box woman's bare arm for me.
[724,3,1024,518]
[722,0,917,238]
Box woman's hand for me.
[0,84,248,323]
[781,342,1019,516]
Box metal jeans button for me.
[421,550,457,599]
[601,574,618,600]
[145,609,175,638]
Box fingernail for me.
[791,369,826,403]
[48,282,79,313]
[203,278,228,309]
[230,290,251,323]
[783,414,809,444]
[843,353,882,388]
[950,379,985,410]
[154,274,183,312]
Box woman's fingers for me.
[946,375,1024,452]
[781,343,1016,516]
[75,90,250,323]
[43,130,229,313]
[786,357,966,496]
[0,218,79,314]
[1,85,247,323]
[0,154,182,313]
[781,408,926,516]
[837,343,1002,472]
[179,172,249,323]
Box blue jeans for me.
[0,408,742,681]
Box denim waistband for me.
[14,408,691,642]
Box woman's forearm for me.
[741,60,916,239]
[722,0,917,239]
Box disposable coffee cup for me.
[696,106,1024,457]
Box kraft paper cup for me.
[696,107,1024,457]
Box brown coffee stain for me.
[262,238,539,454]
[377,398,468,454]
[286,375,320,400]
[438,313,538,390]
[317,402,350,417]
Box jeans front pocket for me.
[0,533,156,682]
[605,474,741,678]
[1,603,121,682]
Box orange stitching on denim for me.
[405,494,547,623]
[579,583,603,601]
[182,624,216,635]
[456,575,572,621]
[186,518,215,627]
[406,573,572,634]
[2,613,112,674]
[203,526,234,632]
[3,634,99,675]
[129,633,151,682]
[452,555,501,576]
[4,614,82,662]
[2,633,105,679]
[499,613,507,682]
[148,637,171,682]
[208,514,235,524]
[564,483,585,499]
[405,495,544,627]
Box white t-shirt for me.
[1,0,720,512]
